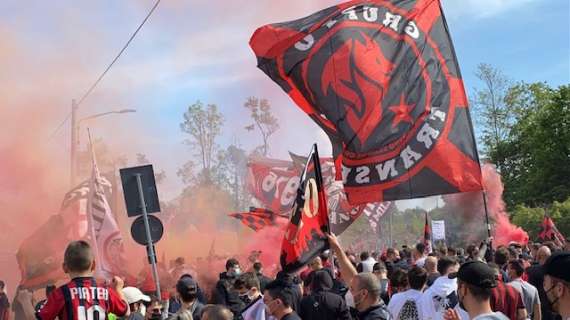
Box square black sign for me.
[120,165,161,217]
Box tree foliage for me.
[244,97,279,156]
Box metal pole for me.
[70,99,78,186]
[136,173,161,300]
[482,191,493,253]
[389,209,393,248]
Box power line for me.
[47,111,72,141]
[76,0,162,107]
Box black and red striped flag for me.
[250,0,483,205]
[229,207,286,232]
[538,214,565,247]
[281,144,330,273]
[423,212,433,253]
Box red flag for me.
[538,215,565,247]
[424,212,433,253]
[281,144,330,273]
[250,0,483,205]
[229,207,287,232]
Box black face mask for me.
[239,294,251,305]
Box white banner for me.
[431,220,446,240]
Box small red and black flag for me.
[538,214,565,247]
[423,212,433,254]
[229,207,285,232]
[281,144,330,273]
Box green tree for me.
[244,97,279,156]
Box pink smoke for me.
[482,164,529,246]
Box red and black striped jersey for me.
[37,277,128,320]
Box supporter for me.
[387,266,427,320]
[359,252,377,273]
[494,247,511,282]
[18,241,128,320]
[202,305,233,320]
[122,287,150,320]
[212,258,244,316]
[252,262,272,292]
[526,246,555,320]
[145,296,165,320]
[234,272,266,319]
[0,280,9,320]
[299,269,351,320]
[541,252,570,319]
[328,234,390,320]
[506,260,540,320]
[444,261,509,320]
[372,262,390,304]
[263,280,302,320]
[425,256,440,287]
[390,269,409,295]
[419,255,462,320]
[171,275,205,320]
[413,243,427,268]
[488,263,527,320]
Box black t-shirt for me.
[281,311,302,320]
[300,291,351,320]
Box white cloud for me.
[441,0,537,19]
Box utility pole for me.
[70,99,78,187]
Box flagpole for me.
[86,128,103,276]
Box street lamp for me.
[70,101,136,185]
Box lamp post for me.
[70,102,136,186]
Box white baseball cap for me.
[122,287,151,304]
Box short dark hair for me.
[360,251,370,261]
[448,247,457,255]
[264,280,296,308]
[64,241,93,272]
[460,280,492,301]
[225,258,239,271]
[202,304,233,320]
[234,272,260,291]
[495,247,509,266]
[415,243,426,255]
[408,266,428,290]
[373,262,387,273]
[390,269,409,289]
[437,256,457,275]
[508,260,525,277]
[387,248,396,256]
[253,262,263,273]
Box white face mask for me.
[139,304,146,316]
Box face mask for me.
[239,293,251,305]
[544,283,560,310]
[233,268,242,276]
[265,299,278,316]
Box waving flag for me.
[538,214,565,247]
[229,207,287,232]
[250,0,483,205]
[281,144,330,273]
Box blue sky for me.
[2,0,568,203]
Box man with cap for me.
[171,275,205,320]
[542,252,570,319]
[444,261,509,320]
[122,287,151,320]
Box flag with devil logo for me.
[250,0,483,205]
[281,144,330,273]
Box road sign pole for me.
[135,173,161,300]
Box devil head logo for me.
[322,31,394,146]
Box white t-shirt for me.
[419,276,469,320]
[361,257,377,273]
[415,256,427,268]
[472,312,510,320]
[388,289,423,320]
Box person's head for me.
[447,247,457,257]
[253,262,263,274]
[360,251,370,262]
[145,296,164,320]
[372,262,387,280]
[63,240,95,275]
[453,261,497,313]
[437,256,459,276]
[425,256,438,273]
[225,258,241,276]
[308,269,333,292]
[0,280,4,293]
[234,272,261,304]
[308,256,323,271]
[263,280,296,317]
[414,243,426,259]
[494,247,509,267]
[507,259,525,280]
[202,304,234,320]
[537,246,552,265]
[386,248,399,262]
[350,273,382,312]
[466,244,479,259]
[408,266,428,291]
[390,269,409,293]
[542,252,570,316]
[122,287,151,314]
[176,275,199,303]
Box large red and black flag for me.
[250,0,483,205]
[281,144,330,273]
[229,207,287,232]
[538,214,565,247]
[423,211,433,253]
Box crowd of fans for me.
[0,237,569,320]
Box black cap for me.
[176,275,198,295]
[449,261,497,288]
[542,252,570,282]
